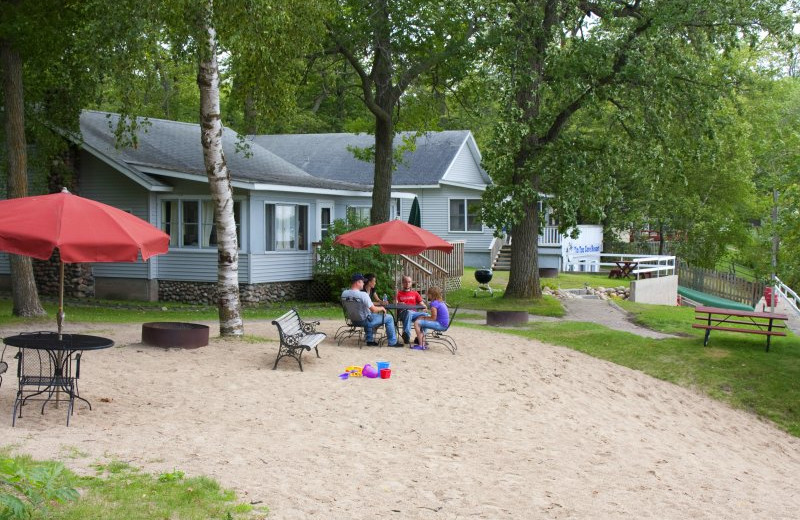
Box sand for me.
[1,319,799,519]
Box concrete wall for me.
[630,275,678,305]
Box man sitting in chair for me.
[395,275,428,345]
[341,273,403,347]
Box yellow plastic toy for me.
[344,365,363,377]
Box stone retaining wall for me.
[32,256,94,298]
[159,280,315,306]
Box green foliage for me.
[313,217,395,301]
[0,457,78,520]
[38,461,257,519]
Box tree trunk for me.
[371,113,393,224]
[197,7,243,337]
[1,39,46,317]
[505,197,542,298]
[369,0,394,224]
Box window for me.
[347,206,370,224]
[449,198,482,232]
[320,207,331,240]
[161,199,241,249]
[265,203,308,251]
[391,198,401,220]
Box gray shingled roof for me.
[249,131,480,186]
[79,111,369,192]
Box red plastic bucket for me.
[380,368,391,379]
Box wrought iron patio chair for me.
[425,305,459,355]
[12,332,81,427]
[0,344,8,391]
[339,297,386,347]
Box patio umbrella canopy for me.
[0,188,170,335]
[334,219,453,255]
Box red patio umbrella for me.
[334,219,453,255]
[0,188,170,336]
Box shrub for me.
[313,217,395,301]
[0,457,78,519]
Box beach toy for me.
[344,365,363,377]
[339,372,350,380]
[362,363,379,378]
[380,368,391,379]
[376,361,390,371]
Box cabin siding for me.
[393,186,492,254]
[79,152,151,278]
[442,140,485,185]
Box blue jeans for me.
[417,320,447,334]
[399,310,429,335]
[364,313,398,344]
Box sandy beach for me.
[1,319,799,519]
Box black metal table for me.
[383,303,427,328]
[3,332,114,426]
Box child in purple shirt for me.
[413,286,449,349]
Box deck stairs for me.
[492,244,512,271]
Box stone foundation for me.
[32,254,94,298]
[158,280,316,306]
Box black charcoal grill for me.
[474,268,494,296]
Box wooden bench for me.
[692,305,788,352]
[271,308,326,371]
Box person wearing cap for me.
[341,273,402,347]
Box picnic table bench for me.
[271,308,326,371]
[692,305,788,352]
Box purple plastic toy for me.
[362,363,379,378]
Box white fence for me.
[564,253,676,279]
[773,276,800,316]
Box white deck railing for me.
[773,276,800,316]
[538,226,561,246]
[564,253,676,279]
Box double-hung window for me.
[346,206,370,224]
[161,199,241,248]
[449,198,482,232]
[265,203,308,251]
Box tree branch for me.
[394,19,478,96]
[324,21,389,121]
[542,17,652,144]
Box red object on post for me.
[764,286,779,307]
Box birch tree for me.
[197,1,243,336]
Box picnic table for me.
[692,305,788,352]
[609,260,636,279]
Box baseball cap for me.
[351,273,366,282]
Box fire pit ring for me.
[142,322,209,349]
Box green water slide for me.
[678,286,754,311]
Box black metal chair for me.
[0,345,8,391]
[425,305,459,355]
[339,297,386,347]
[12,332,82,427]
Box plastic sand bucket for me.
[362,363,379,378]
[380,368,391,379]
[376,361,390,371]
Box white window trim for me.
[158,196,244,251]
[317,200,334,243]
[264,201,311,253]
[448,197,484,233]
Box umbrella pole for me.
[57,261,65,340]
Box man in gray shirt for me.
[341,273,402,347]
